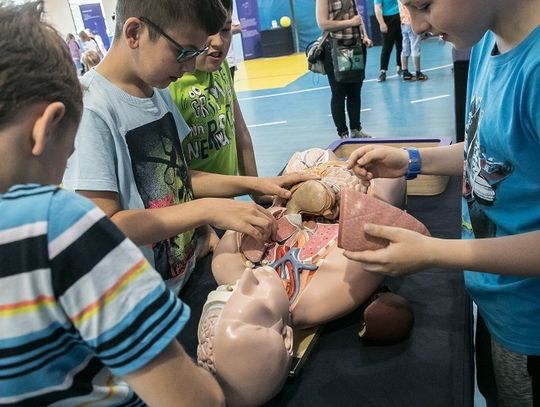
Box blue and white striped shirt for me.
[0,184,189,406]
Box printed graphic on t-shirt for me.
[183,72,234,164]
[125,112,196,280]
[463,97,513,238]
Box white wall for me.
[44,0,117,38]
[44,0,77,37]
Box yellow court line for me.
[234,53,308,92]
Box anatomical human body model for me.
[212,148,408,328]
[197,267,293,407]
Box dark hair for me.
[0,1,82,129]
[220,0,233,12]
[114,0,227,40]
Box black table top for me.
[178,175,474,407]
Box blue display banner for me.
[79,3,110,50]
[356,0,370,35]
[236,0,262,60]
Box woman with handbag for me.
[316,0,373,139]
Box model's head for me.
[195,0,233,73]
[198,266,293,407]
[0,0,82,137]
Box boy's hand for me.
[207,199,276,243]
[253,172,320,200]
[347,145,409,181]
[343,223,435,276]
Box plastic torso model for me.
[197,266,293,407]
[212,148,406,328]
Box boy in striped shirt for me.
[0,2,224,406]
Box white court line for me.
[237,64,453,102]
[411,94,451,104]
[247,120,288,128]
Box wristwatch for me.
[403,147,421,180]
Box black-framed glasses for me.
[139,16,208,62]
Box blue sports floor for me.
[236,37,456,177]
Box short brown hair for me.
[114,0,227,41]
[0,1,82,130]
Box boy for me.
[398,0,427,81]
[169,0,258,178]
[63,0,312,294]
[0,2,224,406]
[346,0,540,404]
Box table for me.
[178,175,474,407]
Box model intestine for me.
[212,148,408,328]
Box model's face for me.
[195,10,233,72]
[402,0,493,49]
[137,20,209,89]
[223,266,290,330]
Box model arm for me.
[316,0,362,31]
[233,98,258,177]
[374,3,388,33]
[344,227,540,278]
[124,340,225,407]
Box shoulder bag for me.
[330,0,365,83]
[305,0,353,75]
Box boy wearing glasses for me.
[0,2,224,405]
[63,0,313,295]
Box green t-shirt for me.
[169,62,238,175]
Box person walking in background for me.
[66,33,82,75]
[316,0,373,139]
[85,27,107,56]
[374,0,402,82]
[398,1,427,81]
[78,30,103,58]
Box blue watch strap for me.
[404,147,421,180]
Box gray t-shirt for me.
[64,70,197,294]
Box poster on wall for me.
[236,0,262,60]
[79,3,110,50]
[356,0,370,34]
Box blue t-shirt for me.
[0,184,189,405]
[462,25,540,355]
[63,70,198,294]
[374,0,399,16]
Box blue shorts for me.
[401,24,421,58]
